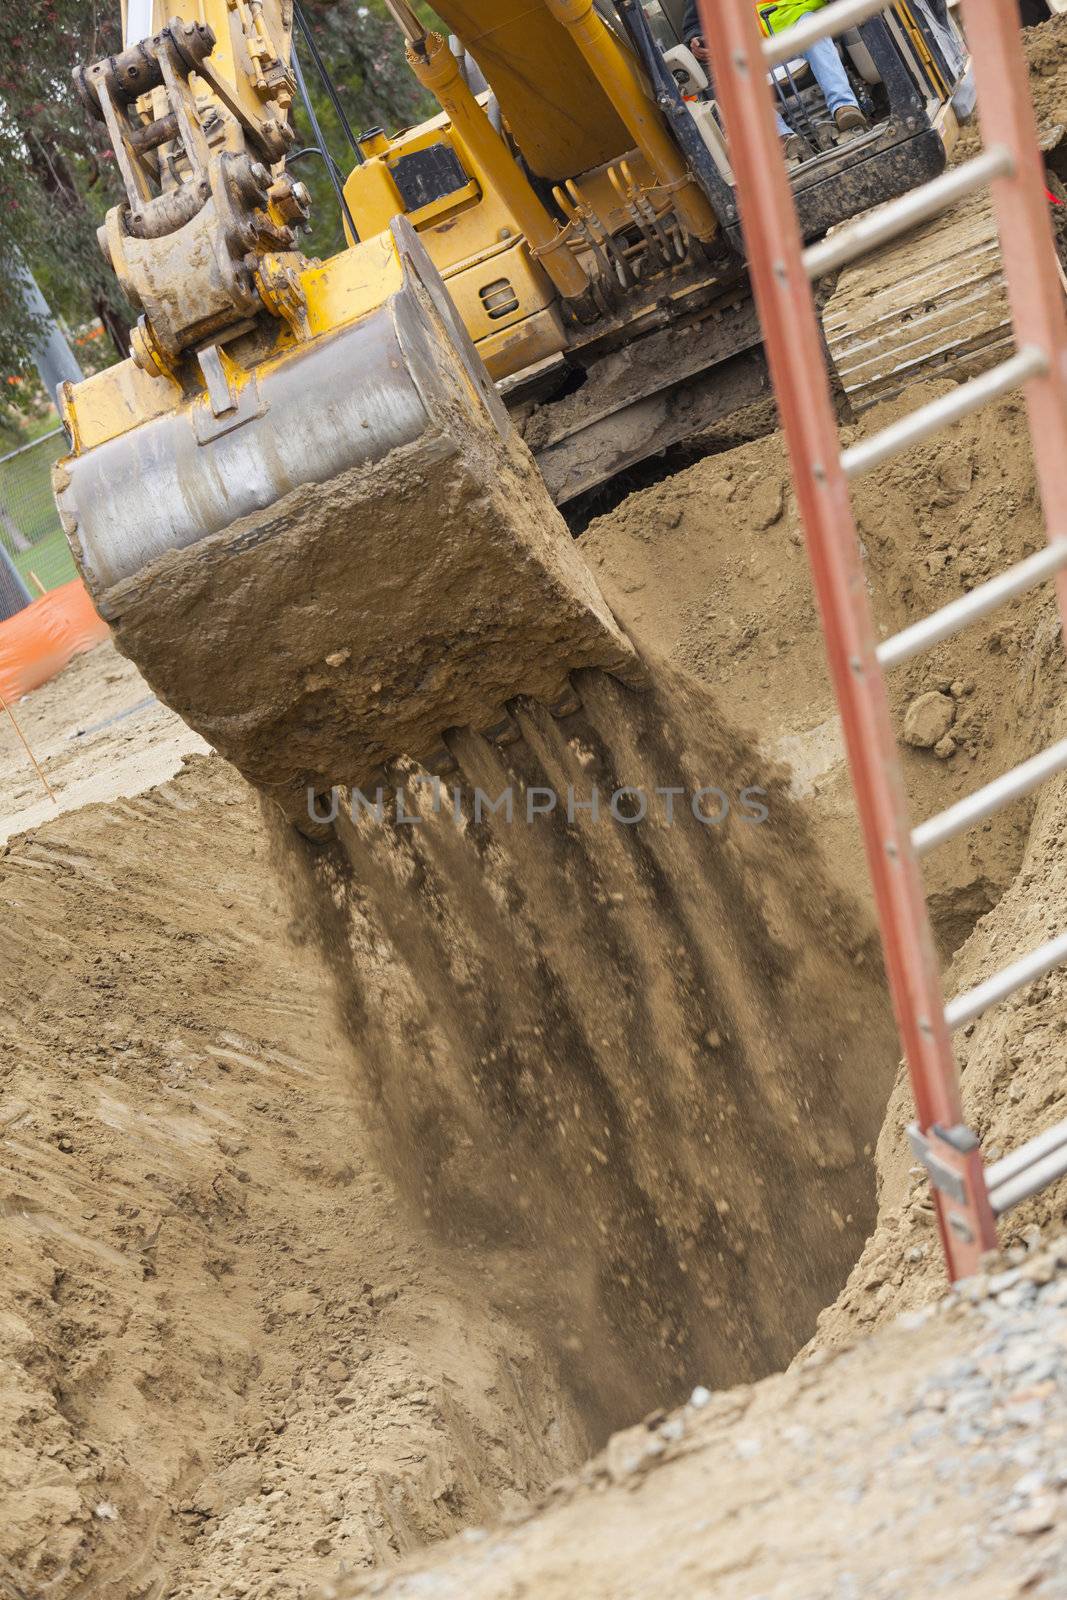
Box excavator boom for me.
[54,0,975,827]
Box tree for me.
[0,2,441,430]
[0,2,131,429]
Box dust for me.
[284,647,901,1437]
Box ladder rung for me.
[985,1117,1067,1195]
[877,540,1067,669]
[841,346,1048,479]
[912,739,1067,857]
[945,932,1067,1031]
[762,0,891,64]
[988,1120,1067,1214]
[803,147,1014,280]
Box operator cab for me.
[611,0,973,247]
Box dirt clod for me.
[904,690,956,749]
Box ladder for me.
[695,0,1067,1280]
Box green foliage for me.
[0,1,442,436]
[0,3,130,434]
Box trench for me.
[2,640,902,1596]
[274,650,901,1444]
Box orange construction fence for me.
[0,579,110,704]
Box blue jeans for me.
[773,36,858,135]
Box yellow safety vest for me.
[756,0,826,38]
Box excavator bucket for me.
[53,219,634,827]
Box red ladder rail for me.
[696,0,1067,1279]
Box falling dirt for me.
[0,648,902,1596]
[285,650,900,1437]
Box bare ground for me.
[5,21,1067,1590]
[325,1236,1067,1600]
[6,368,1067,1596]
[0,757,587,1599]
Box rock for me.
[369,1283,399,1308]
[903,691,956,750]
[750,478,784,531]
[193,1457,264,1518]
[277,1287,318,1316]
[1011,1496,1058,1537]
[604,1424,665,1483]
[934,735,957,760]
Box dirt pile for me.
[0,758,587,1599]
[93,420,632,828]
[289,653,900,1434]
[958,14,1067,155]
[815,752,1067,1350]
[326,1233,1067,1600]
[582,382,1063,954]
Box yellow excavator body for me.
[55,0,971,826]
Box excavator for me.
[53,0,974,826]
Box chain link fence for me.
[0,427,77,597]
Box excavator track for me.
[821,127,1067,413]
[819,189,1012,412]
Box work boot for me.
[834,104,868,134]
[781,132,814,166]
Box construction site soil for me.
[4,20,1067,1594]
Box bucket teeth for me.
[549,682,584,719]
[479,710,522,746]
[424,746,459,777]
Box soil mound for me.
[583,383,1063,955]
[0,760,586,1598]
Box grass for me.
[13,528,77,593]
[0,429,74,592]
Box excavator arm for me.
[82,1,308,377]
[425,1,633,180]
[53,1,636,830]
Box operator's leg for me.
[775,102,815,164]
[803,36,867,130]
